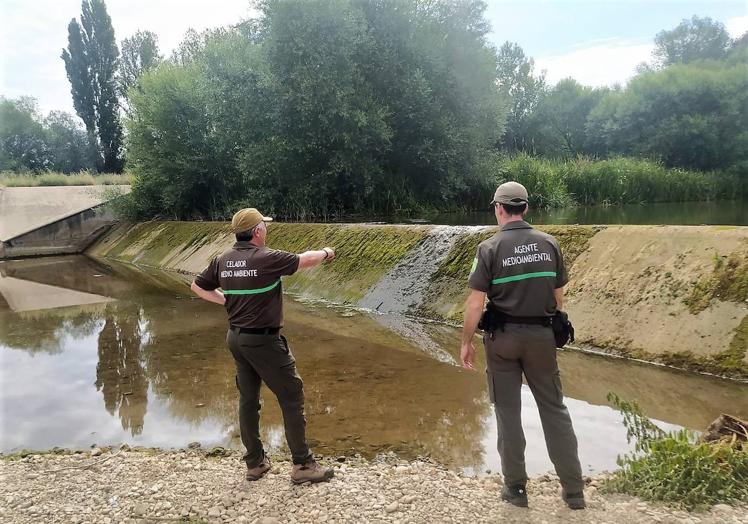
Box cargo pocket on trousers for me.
[486,370,497,403]
[279,334,291,355]
[552,371,564,401]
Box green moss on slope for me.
[102,221,230,266]
[99,221,429,303]
[684,249,748,314]
[267,223,429,302]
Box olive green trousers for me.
[227,329,312,467]
[483,323,584,493]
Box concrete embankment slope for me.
[0,185,130,258]
[88,221,748,378]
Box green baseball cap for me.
[491,181,529,205]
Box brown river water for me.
[1,256,746,476]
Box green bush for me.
[606,393,748,510]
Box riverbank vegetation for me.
[119,5,746,220]
[607,394,748,510]
[0,171,130,187]
[1,2,745,219]
[495,155,741,209]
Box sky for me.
[1,0,746,116]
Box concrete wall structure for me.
[89,221,748,379]
[0,185,129,259]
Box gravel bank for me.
[1,448,745,524]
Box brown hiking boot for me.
[245,456,271,481]
[291,459,334,484]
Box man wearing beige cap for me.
[191,208,336,484]
[460,182,585,510]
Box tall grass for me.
[495,154,743,207]
[564,157,720,205]
[494,154,574,208]
[0,171,132,187]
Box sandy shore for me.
[1,447,745,524]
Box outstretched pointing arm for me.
[298,247,335,270]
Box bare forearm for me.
[298,247,334,270]
[191,282,226,305]
[461,290,486,345]
[298,250,327,269]
[462,305,482,345]
[554,287,564,310]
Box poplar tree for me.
[61,0,123,172]
[119,30,162,113]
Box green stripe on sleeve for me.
[470,258,478,273]
[492,271,557,285]
[222,279,281,295]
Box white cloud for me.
[537,14,748,89]
[725,15,748,38]
[536,40,654,87]
[0,0,255,115]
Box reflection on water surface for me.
[1,256,745,476]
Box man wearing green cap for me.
[191,208,336,484]
[460,182,585,510]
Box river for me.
[368,200,748,226]
[1,256,746,477]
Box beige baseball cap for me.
[231,208,273,233]
[491,181,529,205]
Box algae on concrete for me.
[267,223,429,302]
[101,222,231,267]
[94,221,429,304]
[684,249,748,314]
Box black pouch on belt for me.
[552,310,575,348]
[478,303,501,333]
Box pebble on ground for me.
[1,448,746,524]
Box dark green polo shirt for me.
[468,221,568,317]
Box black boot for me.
[501,484,528,507]
[562,489,586,510]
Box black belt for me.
[230,326,280,335]
[501,315,552,327]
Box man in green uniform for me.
[460,182,585,510]
[191,208,335,484]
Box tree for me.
[126,63,219,219]
[126,0,504,219]
[61,17,97,168]
[44,111,93,172]
[534,79,607,157]
[585,62,748,172]
[0,97,91,173]
[61,0,124,172]
[653,16,732,67]
[496,41,546,153]
[119,30,162,112]
[0,97,50,172]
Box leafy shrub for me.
[606,393,748,510]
